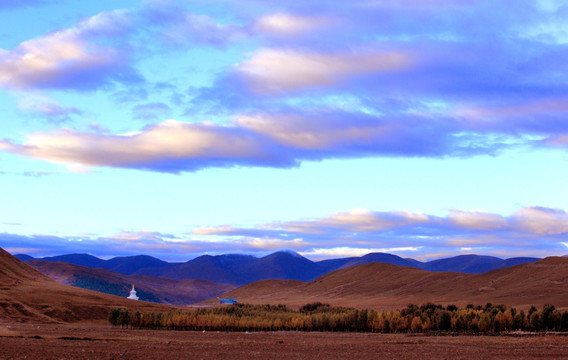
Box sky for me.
[1,0,568,262]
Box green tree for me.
[109,308,121,326]
[529,311,541,331]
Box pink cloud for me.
[510,207,568,235]
[0,10,137,90]
[254,13,334,35]
[236,48,412,93]
[1,119,290,172]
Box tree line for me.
[109,302,568,333]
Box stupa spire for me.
[127,284,139,300]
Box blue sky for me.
[1,0,567,261]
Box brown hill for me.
[0,248,50,284]
[212,257,568,310]
[27,260,234,305]
[0,248,176,324]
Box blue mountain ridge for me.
[15,251,541,286]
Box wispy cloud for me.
[0,170,58,178]
[17,95,82,123]
[132,102,172,121]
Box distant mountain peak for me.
[273,249,303,257]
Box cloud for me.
[244,237,309,251]
[3,102,551,172]
[299,246,420,258]
[254,13,334,35]
[192,226,239,235]
[0,10,140,90]
[447,210,507,231]
[269,207,568,236]
[0,231,197,261]
[510,207,568,235]
[181,0,568,159]
[1,119,293,173]
[546,134,568,148]
[236,48,412,94]
[0,231,303,261]
[163,14,245,46]
[2,207,567,260]
[274,208,433,233]
[1,109,504,172]
[2,0,568,171]
[0,170,58,178]
[191,207,568,259]
[132,102,172,121]
[17,95,82,123]
[140,2,246,47]
[235,112,469,156]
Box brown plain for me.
[1,324,568,360]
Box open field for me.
[1,324,568,360]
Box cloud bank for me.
[2,104,567,173]
[2,207,566,261]
[190,207,568,260]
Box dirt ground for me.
[1,323,568,360]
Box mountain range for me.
[15,251,541,286]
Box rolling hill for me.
[27,260,234,305]
[0,248,175,324]
[421,255,540,273]
[212,257,568,311]
[337,252,424,270]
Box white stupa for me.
[127,284,139,300]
